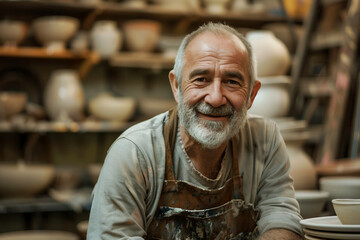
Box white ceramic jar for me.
[90,20,122,58]
[248,76,291,118]
[44,69,85,121]
[246,30,291,77]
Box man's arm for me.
[257,229,303,240]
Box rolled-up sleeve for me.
[87,138,148,240]
[255,123,303,236]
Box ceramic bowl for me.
[320,177,360,200]
[32,16,79,51]
[123,20,161,52]
[0,91,27,119]
[0,20,28,47]
[138,98,176,118]
[88,93,136,121]
[295,190,329,218]
[332,199,360,224]
[0,230,79,240]
[0,162,55,198]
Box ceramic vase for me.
[246,30,291,77]
[248,76,291,118]
[285,138,317,190]
[90,20,122,58]
[44,69,84,121]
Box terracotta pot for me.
[248,76,291,118]
[44,69,85,121]
[246,30,291,77]
[90,20,122,58]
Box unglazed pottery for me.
[248,76,291,118]
[0,91,27,119]
[123,20,161,52]
[295,190,329,218]
[88,93,136,121]
[90,20,122,58]
[0,20,28,47]
[332,199,360,224]
[246,30,291,77]
[44,69,85,121]
[285,138,317,190]
[0,162,55,198]
[203,0,230,14]
[138,98,176,118]
[33,16,79,51]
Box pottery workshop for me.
[0,0,359,239]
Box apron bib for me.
[146,108,258,239]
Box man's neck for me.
[180,126,228,179]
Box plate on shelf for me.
[300,216,360,232]
[303,227,360,239]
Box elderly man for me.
[87,22,303,239]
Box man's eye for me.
[228,80,241,85]
[195,77,206,82]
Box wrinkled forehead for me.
[184,31,250,62]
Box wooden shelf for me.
[0,47,100,78]
[0,0,285,24]
[110,52,175,70]
[0,119,138,133]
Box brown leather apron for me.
[146,108,259,240]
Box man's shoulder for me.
[246,114,277,129]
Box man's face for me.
[175,32,257,149]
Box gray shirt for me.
[87,112,303,239]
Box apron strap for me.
[163,107,178,181]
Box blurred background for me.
[0,0,359,239]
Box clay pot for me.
[285,138,317,190]
[90,20,122,58]
[295,190,329,218]
[44,69,85,121]
[138,98,176,118]
[0,91,27,119]
[203,0,230,14]
[246,30,291,77]
[0,20,28,47]
[33,16,79,52]
[248,76,291,118]
[0,162,55,198]
[88,93,136,121]
[0,230,78,240]
[123,20,161,52]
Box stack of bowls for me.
[300,199,360,240]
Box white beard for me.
[177,95,248,149]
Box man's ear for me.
[169,70,179,103]
[247,80,261,109]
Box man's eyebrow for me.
[224,71,245,82]
[188,69,210,79]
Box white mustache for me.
[195,102,234,117]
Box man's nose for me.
[204,81,226,107]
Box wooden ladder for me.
[289,0,360,163]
